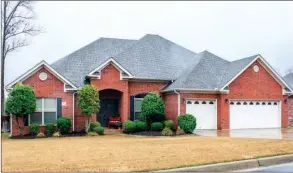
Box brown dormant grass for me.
[2,135,293,172]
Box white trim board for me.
[87,58,134,79]
[220,55,293,92]
[5,60,78,90]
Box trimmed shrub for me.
[123,120,136,133]
[176,128,186,136]
[93,126,104,135]
[53,132,61,137]
[90,122,101,132]
[178,114,196,133]
[139,92,166,125]
[56,117,71,134]
[87,132,97,136]
[36,132,46,138]
[136,121,147,132]
[164,120,175,130]
[29,123,40,135]
[45,123,55,136]
[161,127,173,136]
[150,122,164,131]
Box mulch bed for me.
[10,131,87,139]
[126,131,176,136]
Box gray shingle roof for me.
[51,37,137,87]
[162,52,258,91]
[50,34,262,91]
[284,73,293,89]
[113,34,199,80]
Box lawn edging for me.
[154,154,293,172]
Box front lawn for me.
[2,135,293,172]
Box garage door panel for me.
[186,99,217,130]
[230,100,280,129]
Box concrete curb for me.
[154,154,293,172]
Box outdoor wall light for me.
[225,99,229,103]
[284,99,288,104]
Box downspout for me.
[72,92,77,132]
[174,90,180,116]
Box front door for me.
[97,99,119,127]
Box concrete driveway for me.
[194,128,293,139]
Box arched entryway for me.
[98,89,122,127]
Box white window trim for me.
[29,98,57,126]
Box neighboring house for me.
[284,73,293,127]
[5,34,293,136]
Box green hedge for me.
[135,121,147,131]
[164,120,175,130]
[56,117,71,134]
[178,114,196,133]
[90,122,101,132]
[150,122,164,131]
[123,120,136,133]
[93,126,104,135]
[29,123,40,135]
[45,123,55,136]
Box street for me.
[237,162,293,172]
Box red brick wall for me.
[288,97,293,127]
[164,93,178,127]
[11,66,75,136]
[129,81,167,96]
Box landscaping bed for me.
[127,130,175,136]
[9,131,87,139]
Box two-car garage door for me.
[186,99,281,130]
[230,100,281,129]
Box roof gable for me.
[220,55,293,92]
[6,61,77,90]
[284,73,293,89]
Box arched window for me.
[262,102,266,105]
[243,102,247,105]
[268,102,272,105]
[256,102,260,105]
[187,101,192,104]
[209,101,214,104]
[202,101,207,104]
[250,102,254,105]
[230,102,234,105]
[274,102,278,105]
[194,101,199,104]
[236,102,241,105]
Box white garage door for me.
[230,100,281,129]
[186,99,217,130]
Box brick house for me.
[6,34,293,136]
[284,73,293,127]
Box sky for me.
[4,1,293,89]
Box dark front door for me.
[97,99,119,127]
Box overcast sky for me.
[5,1,293,87]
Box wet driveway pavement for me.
[194,128,293,139]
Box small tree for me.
[139,92,165,126]
[77,85,100,132]
[5,82,36,136]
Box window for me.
[134,98,143,120]
[243,102,247,105]
[230,102,234,105]
[194,101,199,104]
[236,102,241,105]
[249,102,254,105]
[187,101,192,104]
[30,98,58,125]
[202,101,206,104]
[262,102,266,105]
[209,101,214,104]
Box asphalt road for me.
[241,162,293,172]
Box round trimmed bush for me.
[90,122,101,132]
[136,121,147,131]
[150,122,164,131]
[161,127,173,136]
[139,92,166,125]
[93,126,104,135]
[56,117,71,134]
[29,123,40,135]
[45,123,55,136]
[178,114,196,133]
[164,120,175,130]
[123,120,136,133]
